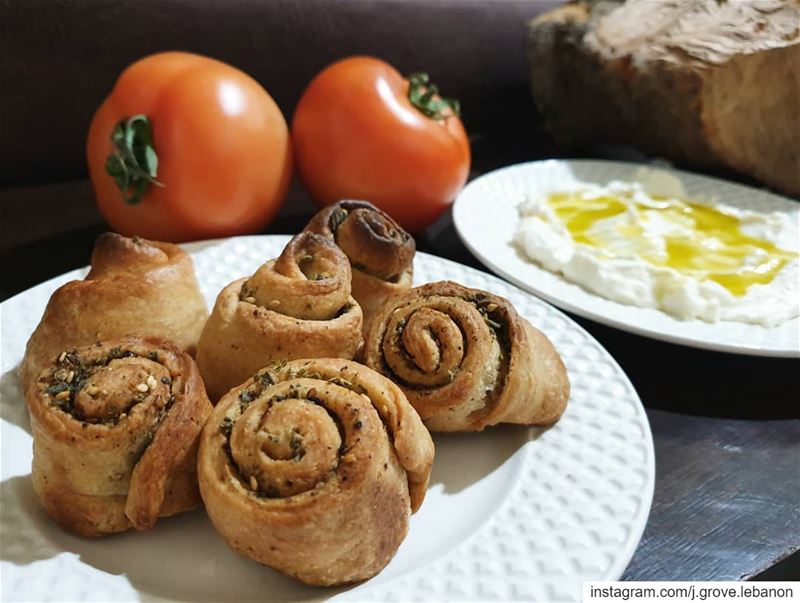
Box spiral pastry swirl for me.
[304,200,415,331]
[197,233,363,401]
[21,233,208,393]
[26,336,212,537]
[364,281,570,432]
[198,358,434,586]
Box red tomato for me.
[292,56,471,233]
[87,52,292,242]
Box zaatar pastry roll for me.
[198,358,434,586]
[27,336,212,537]
[21,233,208,393]
[363,281,570,432]
[196,232,363,401]
[303,200,415,332]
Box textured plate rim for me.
[453,159,800,358]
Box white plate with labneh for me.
[453,159,800,357]
[1,236,653,602]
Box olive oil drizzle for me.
[546,191,797,297]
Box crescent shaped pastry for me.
[26,336,212,537]
[363,281,570,432]
[198,358,434,586]
[21,233,208,393]
[303,200,415,332]
[196,233,363,401]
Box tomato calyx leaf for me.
[105,115,164,205]
[407,73,460,121]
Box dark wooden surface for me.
[1,129,798,582]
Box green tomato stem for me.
[406,72,461,121]
[105,115,164,205]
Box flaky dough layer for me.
[197,233,363,401]
[198,358,434,586]
[363,281,570,432]
[27,336,212,537]
[303,200,415,333]
[21,233,208,393]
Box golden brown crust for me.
[303,200,415,332]
[363,281,570,432]
[20,233,208,393]
[27,336,212,537]
[196,233,363,402]
[198,358,434,586]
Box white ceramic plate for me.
[0,235,654,602]
[453,159,800,357]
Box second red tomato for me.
[292,56,471,233]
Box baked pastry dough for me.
[27,336,212,537]
[363,281,570,431]
[20,233,208,393]
[196,233,363,401]
[304,200,415,332]
[198,358,434,586]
